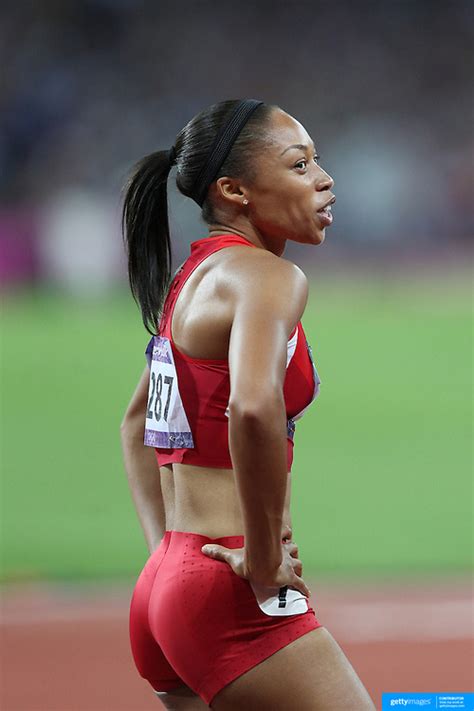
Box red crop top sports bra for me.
[143,233,321,472]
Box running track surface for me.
[1,578,473,710]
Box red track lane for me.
[1,579,473,711]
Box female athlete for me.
[120,99,375,710]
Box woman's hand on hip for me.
[200,531,309,598]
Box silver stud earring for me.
[243,198,249,205]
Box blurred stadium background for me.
[1,1,472,709]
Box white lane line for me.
[1,598,473,642]
[0,606,126,625]
[317,599,474,642]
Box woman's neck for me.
[207,221,286,256]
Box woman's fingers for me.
[201,544,231,563]
[291,558,303,577]
[292,574,311,599]
[200,542,306,594]
[284,542,299,558]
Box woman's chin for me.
[304,218,327,244]
[312,228,326,245]
[289,226,326,246]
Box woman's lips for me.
[317,207,333,227]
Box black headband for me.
[191,99,264,207]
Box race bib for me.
[293,340,321,422]
[249,581,309,616]
[144,336,194,449]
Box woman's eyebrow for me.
[280,142,316,156]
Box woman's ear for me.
[214,176,248,207]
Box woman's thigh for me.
[211,626,376,711]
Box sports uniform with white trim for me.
[129,233,323,705]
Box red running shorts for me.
[129,530,322,706]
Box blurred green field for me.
[1,269,472,581]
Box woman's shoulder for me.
[216,244,308,292]
[214,245,308,323]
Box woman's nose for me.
[316,170,334,191]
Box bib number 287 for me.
[146,372,174,423]
[143,335,194,449]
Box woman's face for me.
[245,109,335,247]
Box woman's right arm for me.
[120,366,166,553]
[226,251,309,589]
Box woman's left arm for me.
[120,366,166,553]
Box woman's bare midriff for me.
[160,462,292,538]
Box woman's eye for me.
[295,155,320,170]
[295,159,307,170]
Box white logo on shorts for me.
[249,581,309,616]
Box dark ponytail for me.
[122,150,173,335]
[122,100,276,335]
